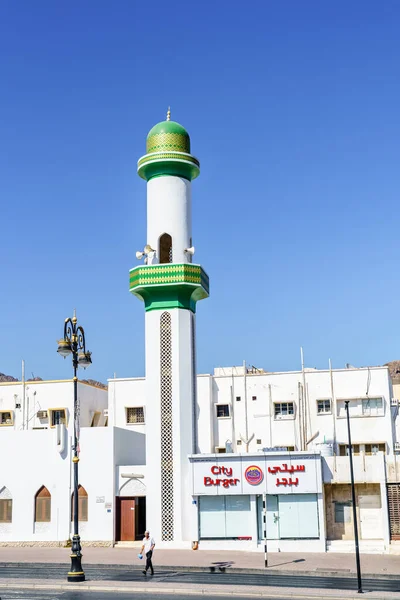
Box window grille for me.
[126,407,145,424]
[160,311,173,541]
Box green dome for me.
[146,120,191,154]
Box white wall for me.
[107,378,146,431]
[0,426,142,544]
[194,367,394,457]
[0,380,108,432]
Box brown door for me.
[116,498,136,541]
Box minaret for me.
[130,110,209,545]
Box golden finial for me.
[166,107,171,121]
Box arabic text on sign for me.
[268,464,305,474]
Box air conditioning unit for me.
[395,442,400,452]
[391,398,398,407]
[103,409,109,417]
[37,410,48,419]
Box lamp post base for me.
[67,535,85,582]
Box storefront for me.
[189,451,325,552]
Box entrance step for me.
[114,541,142,548]
[326,540,386,554]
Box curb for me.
[0,581,396,600]
[1,562,400,582]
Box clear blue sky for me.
[1,1,399,383]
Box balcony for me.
[322,454,385,484]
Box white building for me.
[2,114,400,554]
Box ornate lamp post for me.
[57,311,92,583]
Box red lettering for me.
[216,478,221,485]
[211,466,219,475]
[234,479,239,485]
[204,477,213,486]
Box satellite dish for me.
[144,244,154,254]
[136,251,144,259]
[184,246,195,255]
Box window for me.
[90,412,101,427]
[71,485,88,522]
[365,443,385,456]
[237,440,242,446]
[0,411,13,426]
[104,416,108,427]
[256,439,262,444]
[337,398,384,418]
[159,233,173,264]
[215,447,226,453]
[362,398,384,417]
[274,402,294,419]
[200,495,251,539]
[335,501,352,523]
[0,499,12,523]
[317,399,331,414]
[236,396,241,402]
[252,396,257,401]
[216,404,230,418]
[339,444,360,456]
[0,487,12,523]
[35,486,51,523]
[50,409,66,427]
[126,407,145,424]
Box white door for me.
[359,495,382,540]
[257,495,280,540]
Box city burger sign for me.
[204,465,240,488]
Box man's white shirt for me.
[143,537,155,554]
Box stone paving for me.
[0,546,400,576]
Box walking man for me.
[141,530,155,576]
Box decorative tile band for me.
[137,151,200,182]
[138,152,200,168]
[129,264,209,293]
[129,263,209,312]
[146,132,190,154]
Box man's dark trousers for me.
[145,550,154,575]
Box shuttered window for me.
[0,499,12,523]
[35,486,51,522]
[126,407,145,424]
[71,485,88,522]
[388,484,400,539]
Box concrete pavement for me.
[0,577,400,600]
[0,546,400,577]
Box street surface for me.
[0,563,400,593]
[0,592,295,600]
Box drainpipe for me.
[243,360,249,452]
[22,360,25,431]
[300,348,306,451]
[268,384,273,448]
[231,372,236,451]
[329,358,337,472]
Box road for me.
[0,563,400,593]
[0,592,294,600]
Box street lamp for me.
[57,310,92,583]
[344,400,362,594]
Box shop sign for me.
[204,465,240,489]
[244,465,264,485]
[268,463,305,487]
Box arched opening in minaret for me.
[159,233,173,264]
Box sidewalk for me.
[0,546,400,578]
